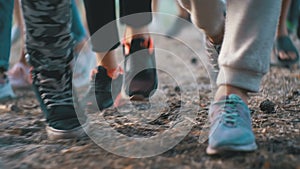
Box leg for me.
[119,0,158,100]
[165,0,191,38]
[178,0,225,86]
[13,0,26,65]
[120,0,152,30]
[180,0,281,154]
[152,0,159,13]
[177,1,190,19]
[11,0,22,44]
[209,0,281,154]
[178,0,225,44]
[274,0,299,67]
[217,0,281,98]
[21,0,86,140]
[7,0,31,88]
[0,0,14,71]
[71,0,87,52]
[83,0,119,70]
[120,0,152,40]
[82,0,123,110]
[0,0,15,100]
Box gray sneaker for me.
[206,94,257,155]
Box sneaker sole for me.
[206,142,257,155]
[129,94,150,101]
[46,123,89,140]
[114,92,150,108]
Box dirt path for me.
[1,23,300,169]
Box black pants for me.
[84,0,152,52]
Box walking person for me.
[83,0,158,110]
[21,0,87,140]
[178,0,281,154]
[8,0,88,88]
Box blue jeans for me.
[0,0,14,71]
[71,0,86,43]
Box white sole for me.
[206,142,257,155]
[46,123,89,140]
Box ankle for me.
[206,27,224,45]
[215,85,249,104]
[106,66,123,79]
[124,26,150,43]
[96,51,118,71]
[276,29,288,37]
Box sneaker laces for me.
[29,53,74,109]
[33,69,73,109]
[215,98,240,127]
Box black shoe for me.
[122,37,158,101]
[28,54,87,140]
[83,66,123,111]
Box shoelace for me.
[33,69,73,109]
[216,99,240,127]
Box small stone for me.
[259,99,275,114]
[292,89,300,96]
[174,86,181,93]
[8,104,21,112]
[191,57,198,64]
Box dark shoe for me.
[122,37,158,100]
[83,66,123,111]
[28,54,87,140]
[273,36,299,68]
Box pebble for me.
[259,99,276,114]
[191,57,198,64]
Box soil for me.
[1,25,300,169]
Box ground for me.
[1,16,300,169]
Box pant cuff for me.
[216,66,265,92]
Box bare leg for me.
[152,0,159,13]
[14,0,27,65]
[178,0,224,44]
[276,0,297,60]
[124,26,150,43]
[96,51,119,71]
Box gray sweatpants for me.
[179,0,281,92]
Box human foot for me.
[274,36,299,68]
